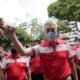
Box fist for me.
[0,18,16,36]
[4,25,16,36]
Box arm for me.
[69,58,78,80]
[26,57,32,80]
[27,66,32,80]
[0,18,33,56]
[1,58,7,80]
[0,69,7,80]
[9,33,33,56]
[67,44,78,80]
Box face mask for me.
[45,31,57,42]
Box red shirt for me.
[76,46,80,65]
[71,45,79,64]
[33,38,73,80]
[30,56,44,74]
[2,54,30,80]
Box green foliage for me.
[0,27,33,49]
[0,35,11,49]
[48,1,67,20]
[39,31,45,40]
[48,0,80,33]
[16,27,33,46]
[57,21,71,33]
[48,0,80,21]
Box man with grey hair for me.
[0,18,78,80]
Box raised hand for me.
[0,18,16,36]
[4,25,16,36]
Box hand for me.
[4,25,16,36]
[0,18,16,36]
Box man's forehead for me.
[44,23,57,30]
[44,20,57,28]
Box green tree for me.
[0,27,33,49]
[0,35,11,49]
[57,21,71,33]
[16,27,33,46]
[48,0,80,32]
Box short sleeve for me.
[76,48,80,60]
[32,44,40,55]
[66,44,75,58]
[1,58,6,69]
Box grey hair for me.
[43,19,57,33]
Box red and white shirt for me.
[32,38,74,80]
[1,54,30,80]
[76,46,80,65]
[30,56,44,74]
[71,45,78,64]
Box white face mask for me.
[45,31,57,42]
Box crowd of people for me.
[0,41,44,80]
[0,18,80,80]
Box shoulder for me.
[57,38,67,44]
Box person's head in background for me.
[43,19,57,42]
[60,34,69,43]
[5,49,11,56]
[10,47,17,55]
[10,43,17,55]
[25,44,32,48]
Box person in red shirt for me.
[30,39,44,80]
[30,56,44,80]
[0,18,78,80]
[61,34,78,80]
[74,39,80,80]
[1,47,30,80]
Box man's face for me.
[44,22,57,42]
[44,23,56,34]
